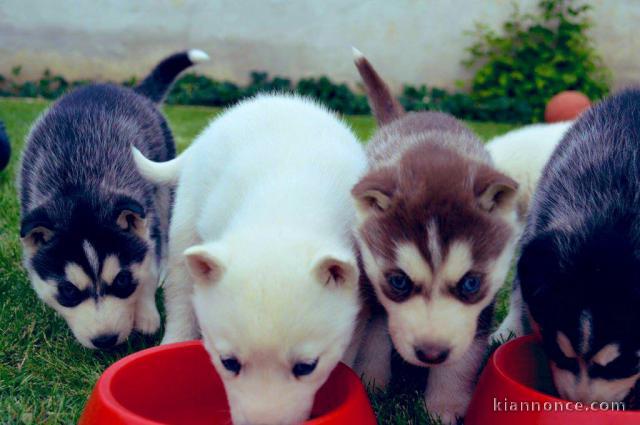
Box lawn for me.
[0,97,515,424]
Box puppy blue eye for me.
[458,274,481,296]
[57,281,83,307]
[386,271,413,297]
[221,356,242,375]
[292,359,318,377]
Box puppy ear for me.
[184,244,226,285]
[518,233,559,326]
[115,198,147,238]
[351,168,397,218]
[474,165,518,213]
[20,209,54,252]
[312,253,358,288]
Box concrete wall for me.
[0,0,637,92]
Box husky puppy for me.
[18,50,208,349]
[502,89,640,403]
[0,120,10,171]
[133,94,366,425]
[486,121,572,221]
[349,50,520,424]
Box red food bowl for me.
[79,341,376,425]
[466,335,638,425]
[545,91,591,123]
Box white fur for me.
[187,49,210,63]
[132,146,185,185]
[351,46,365,60]
[486,121,572,219]
[27,247,159,349]
[136,94,367,425]
[355,220,518,424]
[490,121,573,344]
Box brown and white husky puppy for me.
[350,49,520,423]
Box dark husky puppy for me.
[0,120,10,171]
[501,89,640,403]
[18,49,208,349]
[349,49,520,424]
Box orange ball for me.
[544,91,591,122]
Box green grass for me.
[0,97,515,424]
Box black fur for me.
[519,89,640,384]
[0,120,9,171]
[18,51,200,346]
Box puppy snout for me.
[91,333,118,349]
[414,344,450,365]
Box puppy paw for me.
[425,390,469,425]
[490,320,519,345]
[134,302,161,335]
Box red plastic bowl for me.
[79,341,376,425]
[545,91,591,123]
[466,335,639,425]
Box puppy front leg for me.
[134,255,161,335]
[352,314,392,389]
[161,261,199,344]
[424,338,486,425]
[491,278,525,343]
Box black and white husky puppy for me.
[500,89,640,403]
[18,49,208,349]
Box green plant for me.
[465,0,611,122]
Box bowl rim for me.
[88,340,368,424]
[95,340,202,424]
[491,335,639,416]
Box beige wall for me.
[0,0,636,92]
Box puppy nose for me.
[415,345,450,364]
[91,333,118,349]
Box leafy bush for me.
[464,0,611,122]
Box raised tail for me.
[352,47,404,126]
[135,49,209,103]
[132,147,186,185]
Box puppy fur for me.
[0,119,10,171]
[18,50,208,349]
[133,94,367,425]
[486,121,572,221]
[502,89,640,404]
[350,50,520,424]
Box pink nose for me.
[415,345,450,364]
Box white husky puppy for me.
[486,121,572,221]
[133,94,367,425]
[487,120,573,343]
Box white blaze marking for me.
[427,220,442,268]
[83,240,100,277]
[579,310,592,355]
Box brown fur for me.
[354,54,404,126]
[354,141,514,299]
[350,53,520,422]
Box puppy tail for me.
[352,47,404,126]
[132,147,186,185]
[135,49,210,103]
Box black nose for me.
[91,334,118,349]
[415,345,450,365]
